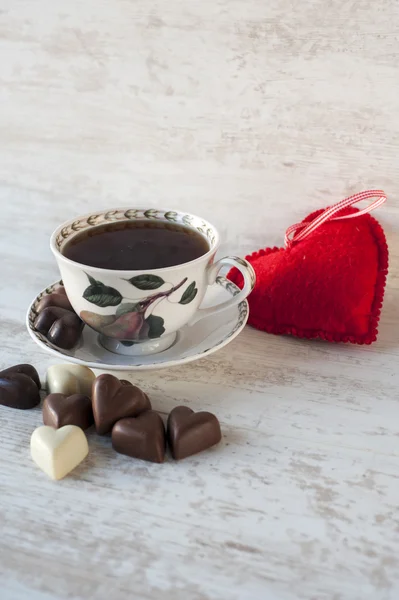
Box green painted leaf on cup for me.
[116,302,140,317]
[164,211,178,222]
[126,274,165,290]
[87,214,101,226]
[144,209,158,219]
[145,314,165,339]
[83,281,122,307]
[124,209,139,219]
[104,210,118,220]
[86,273,98,286]
[182,214,193,226]
[179,281,198,305]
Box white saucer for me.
[26,277,249,371]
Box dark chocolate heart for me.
[0,373,41,409]
[112,411,166,463]
[167,406,222,460]
[34,306,73,333]
[92,374,151,435]
[36,292,73,313]
[34,306,84,349]
[43,393,93,430]
[0,363,41,390]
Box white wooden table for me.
[0,2,398,599]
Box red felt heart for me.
[229,206,388,344]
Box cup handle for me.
[189,256,256,325]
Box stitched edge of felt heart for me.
[229,209,389,345]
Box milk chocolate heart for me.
[36,291,73,313]
[112,411,166,463]
[43,393,93,430]
[167,406,222,460]
[92,374,151,435]
[0,364,41,409]
[34,307,84,349]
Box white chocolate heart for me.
[46,364,95,397]
[30,425,89,480]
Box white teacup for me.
[50,208,255,356]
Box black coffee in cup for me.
[62,221,210,270]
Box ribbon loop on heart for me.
[285,190,387,248]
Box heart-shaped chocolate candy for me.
[0,364,41,389]
[112,411,166,463]
[43,393,93,430]
[36,291,73,313]
[34,307,84,349]
[92,374,151,435]
[46,364,95,397]
[0,364,41,409]
[31,425,89,480]
[167,406,222,460]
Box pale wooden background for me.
[0,1,399,599]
